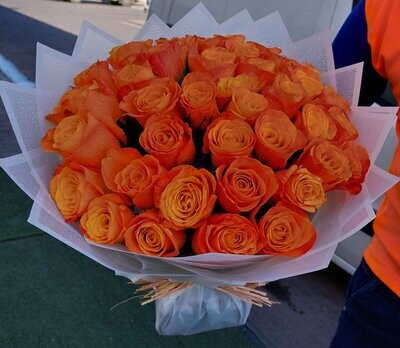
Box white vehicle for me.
[69,0,145,6]
[147,0,398,274]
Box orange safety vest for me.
[365,0,400,297]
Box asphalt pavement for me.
[0,1,350,347]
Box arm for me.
[332,0,387,106]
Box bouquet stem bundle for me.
[133,279,274,307]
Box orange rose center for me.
[54,170,83,216]
[160,175,213,227]
[235,91,268,117]
[201,47,236,65]
[136,85,172,113]
[115,160,152,194]
[210,120,254,153]
[314,144,351,180]
[259,118,297,153]
[183,81,213,108]
[148,122,183,152]
[53,115,86,153]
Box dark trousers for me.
[330,259,400,347]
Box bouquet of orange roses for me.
[1,4,399,335]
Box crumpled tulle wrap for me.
[0,3,399,335]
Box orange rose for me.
[223,73,264,93]
[41,114,86,157]
[337,141,370,195]
[113,61,155,97]
[197,35,226,51]
[201,46,236,67]
[246,57,276,73]
[80,193,135,245]
[154,165,217,228]
[258,203,317,256]
[192,214,261,255]
[49,162,106,223]
[264,73,304,116]
[42,115,121,170]
[328,107,359,144]
[295,103,337,141]
[83,88,126,143]
[254,110,307,170]
[180,71,220,130]
[139,114,195,170]
[216,157,278,218]
[189,46,237,79]
[45,84,126,144]
[203,117,255,167]
[216,73,265,110]
[108,39,153,69]
[101,148,166,209]
[314,86,350,112]
[235,61,275,87]
[148,40,187,81]
[226,87,269,126]
[232,41,261,58]
[124,210,186,257]
[292,69,324,100]
[74,61,118,97]
[275,165,326,213]
[120,78,182,127]
[296,139,352,191]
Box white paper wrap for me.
[1,3,399,335]
[155,285,252,335]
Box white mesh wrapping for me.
[72,21,123,64]
[283,30,334,73]
[134,14,172,41]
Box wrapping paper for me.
[1,3,399,334]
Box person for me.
[330,0,400,347]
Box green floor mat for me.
[0,168,43,241]
[0,235,252,347]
